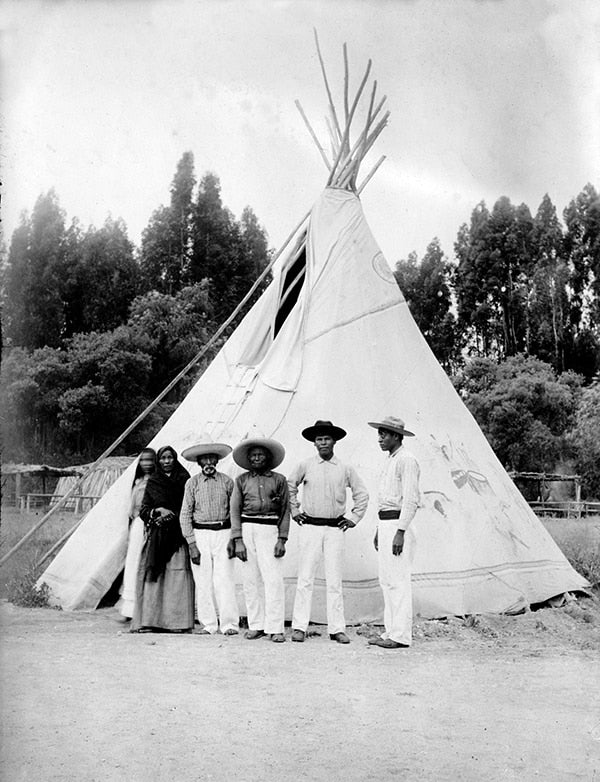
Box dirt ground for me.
[1,597,600,782]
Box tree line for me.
[395,185,600,379]
[1,167,599,495]
[1,152,270,461]
[394,184,600,496]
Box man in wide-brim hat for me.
[230,437,290,643]
[367,416,420,650]
[288,420,369,645]
[179,440,239,636]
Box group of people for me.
[117,415,420,649]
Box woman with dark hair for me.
[132,445,195,633]
[117,447,157,622]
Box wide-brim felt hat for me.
[302,420,347,442]
[233,438,285,470]
[181,442,232,462]
[368,416,415,437]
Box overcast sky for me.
[2,0,599,264]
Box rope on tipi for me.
[3,35,389,571]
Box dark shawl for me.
[139,447,190,581]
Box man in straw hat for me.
[367,416,420,649]
[230,438,290,643]
[180,440,239,636]
[288,420,369,644]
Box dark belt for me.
[192,521,231,530]
[378,510,401,520]
[241,515,279,526]
[303,515,344,528]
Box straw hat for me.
[181,441,232,462]
[301,419,347,442]
[367,416,415,437]
[232,438,285,471]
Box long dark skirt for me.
[132,541,195,632]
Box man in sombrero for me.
[179,439,239,636]
[230,437,290,643]
[368,416,420,649]
[288,420,369,644]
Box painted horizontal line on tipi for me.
[304,299,401,345]
[412,559,573,584]
[282,559,572,590]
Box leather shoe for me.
[291,629,305,642]
[367,636,383,645]
[271,633,286,643]
[223,628,239,636]
[374,638,409,649]
[245,629,266,640]
[329,632,350,644]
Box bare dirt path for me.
[1,602,599,782]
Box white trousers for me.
[120,516,145,618]
[292,524,345,635]
[190,528,239,633]
[377,520,413,646]
[241,523,285,635]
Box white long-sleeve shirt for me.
[287,455,369,524]
[377,445,420,531]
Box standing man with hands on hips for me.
[288,420,369,645]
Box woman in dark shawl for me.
[132,445,195,632]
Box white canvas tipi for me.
[40,53,588,619]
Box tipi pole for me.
[357,155,387,194]
[313,28,343,142]
[36,518,83,569]
[343,43,350,123]
[325,115,338,159]
[1,209,312,569]
[327,59,372,186]
[294,100,331,170]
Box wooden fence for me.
[528,500,600,518]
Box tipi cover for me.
[40,187,588,619]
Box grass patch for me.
[0,507,82,603]
[561,539,600,587]
[542,516,600,588]
[6,562,54,608]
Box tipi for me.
[40,48,588,620]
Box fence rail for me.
[529,500,600,518]
[17,493,102,513]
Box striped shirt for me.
[378,446,420,531]
[179,471,234,547]
[287,455,369,524]
[230,471,290,540]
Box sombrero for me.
[232,438,285,470]
[367,416,415,437]
[181,441,232,462]
[301,419,347,442]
